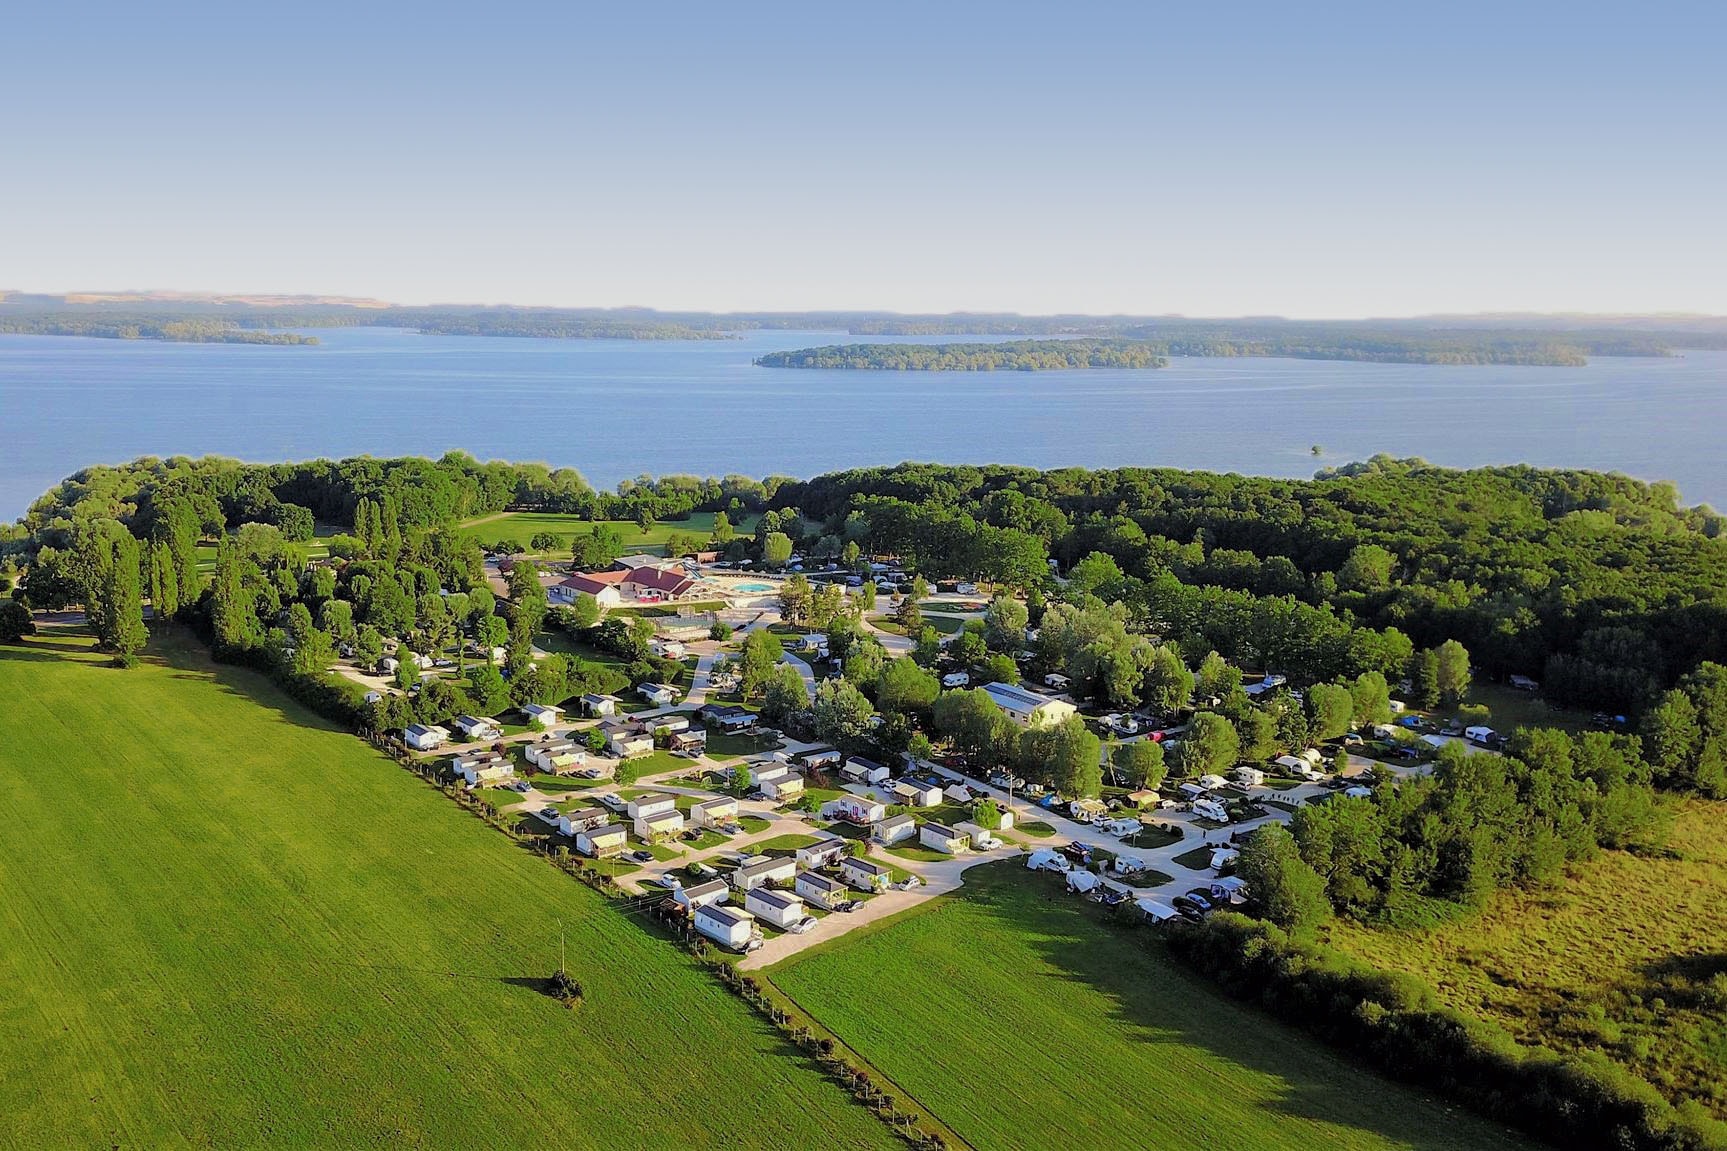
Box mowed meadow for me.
[0,629,892,1149]
[769,863,1534,1151]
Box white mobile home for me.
[919,822,968,854]
[673,879,730,911]
[634,808,685,841]
[637,683,678,707]
[452,715,502,742]
[691,796,739,827]
[795,871,851,909]
[795,839,848,869]
[840,757,891,785]
[892,780,942,807]
[822,796,886,825]
[575,824,628,858]
[693,903,757,952]
[453,752,513,786]
[520,703,564,728]
[744,886,806,930]
[840,857,892,892]
[733,856,797,891]
[761,775,804,802]
[743,761,791,788]
[873,813,918,845]
[557,807,610,836]
[627,793,679,820]
[404,724,451,752]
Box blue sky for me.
[2,1,1722,316]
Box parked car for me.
[1095,887,1132,908]
[1182,889,1216,911]
[1061,842,1096,865]
[787,916,819,934]
[1172,895,1209,917]
[628,850,655,864]
[599,794,628,811]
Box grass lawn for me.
[1016,819,1056,838]
[738,815,771,834]
[0,628,892,1150]
[705,729,783,761]
[1326,797,1727,1122]
[749,834,822,854]
[1123,824,1184,850]
[616,750,687,778]
[770,862,1533,1151]
[459,510,759,557]
[882,843,953,864]
[1171,845,1220,871]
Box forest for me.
[756,340,1169,371]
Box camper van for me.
[1191,798,1230,823]
[1465,725,1499,746]
[1177,781,1209,802]
[1102,817,1143,838]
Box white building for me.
[744,887,806,930]
[627,793,679,820]
[404,724,451,752]
[637,683,678,706]
[691,796,739,827]
[672,879,730,911]
[557,807,609,836]
[822,796,886,825]
[520,703,563,728]
[451,715,501,742]
[634,808,685,841]
[919,822,968,854]
[452,752,513,786]
[892,779,942,807]
[980,681,1077,728]
[840,757,891,785]
[874,813,918,845]
[840,857,891,892]
[733,856,796,891]
[575,824,627,858]
[795,871,851,910]
[761,775,804,802]
[693,903,757,951]
[796,839,847,869]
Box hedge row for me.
[1163,913,1727,1151]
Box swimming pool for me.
[731,582,774,593]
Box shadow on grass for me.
[955,862,1532,1150]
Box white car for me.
[1025,848,1072,873]
[598,793,628,811]
[896,875,924,890]
[787,916,818,934]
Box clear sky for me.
[2,1,1722,317]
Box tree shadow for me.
[960,868,1533,1150]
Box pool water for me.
[731,582,774,592]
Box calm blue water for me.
[3,326,1724,518]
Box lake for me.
[3,326,1724,519]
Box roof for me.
[894,779,936,794]
[844,858,890,877]
[404,724,438,737]
[640,808,683,825]
[633,792,678,806]
[522,703,563,716]
[696,903,752,927]
[700,703,752,718]
[738,857,795,879]
[612,554,665,570]
[627,566,695,595]
[797,872,845,892]
[583,824,627,840]
[877,813,916,829]
[582,692,621,704]
[565,807,607,821]
[923,823,963,839]
[981,681,1058,712]
[845,756,887,773]
[679,879,729,900]
[747,888,801,911]
[695,796,737,811]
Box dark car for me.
[1182,889,1217,911]
[1096,888,1131,908]
[1171,895,1208,918]
[628,850,655,864]
[1061,842,1096,864]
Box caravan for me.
[1191,798,1230,823]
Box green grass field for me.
[0,628,891,1149]
[1327,798,1727,1122]
[460,510,758,557]
[769,862,1533,1151]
